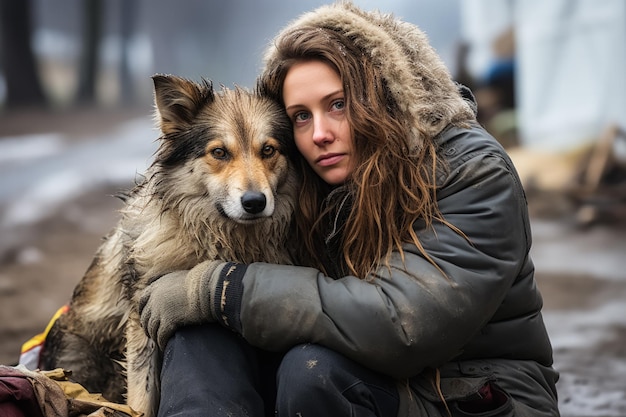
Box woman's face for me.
[282,60,354,185]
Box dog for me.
[40,74,298,416]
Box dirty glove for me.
[139,260,226,350]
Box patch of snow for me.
[557,367,626,416]
[16,247,44,265]
[0,118,156,228]
[544,301,626,351]
[531,219,626,282]
[0,134,64,164]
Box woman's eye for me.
[331,99,345,111]
[294,112,310,123]
[211,147,228,159]
[262,144,276,157]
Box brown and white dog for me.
[40,74,298,416]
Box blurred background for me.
[0,0,465,108]
[0,0,625,415]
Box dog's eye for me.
[261,145,276,158]
[211,148,228,159]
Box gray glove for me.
[139,260,226,350]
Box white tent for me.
[461,0,626,153]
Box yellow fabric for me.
[41,368,142,416]
[6,365,143,417]
[14,306,143,416]
[21,305,69,353]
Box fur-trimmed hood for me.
[262,1,476,146]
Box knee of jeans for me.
[277,344,340,389]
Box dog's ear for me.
[152,74,214,135]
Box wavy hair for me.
[258,24,466,279]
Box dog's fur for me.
[40,74,298,416]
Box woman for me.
[140,3,560,416]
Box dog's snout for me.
[241,191,267,214]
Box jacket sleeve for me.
[226,127,531,379]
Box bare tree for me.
[0,0,47,108]
[76,0,103,104]
[119,0,138,105]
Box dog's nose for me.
[241,191,267,214]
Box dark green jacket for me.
[216,124,559,416]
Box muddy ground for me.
[0,108,625,416]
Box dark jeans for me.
[157,323,399,417]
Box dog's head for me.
[150,74,296,224]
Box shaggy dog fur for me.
[40,74,298,416]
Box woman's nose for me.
[312,116,334,146]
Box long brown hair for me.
[259,26,458,279]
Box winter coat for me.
[217,123,559,416]
[215,3,560,415]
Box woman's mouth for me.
[316,153,345,167]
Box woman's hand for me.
[139,260,226,349]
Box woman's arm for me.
[232,130,531,378]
